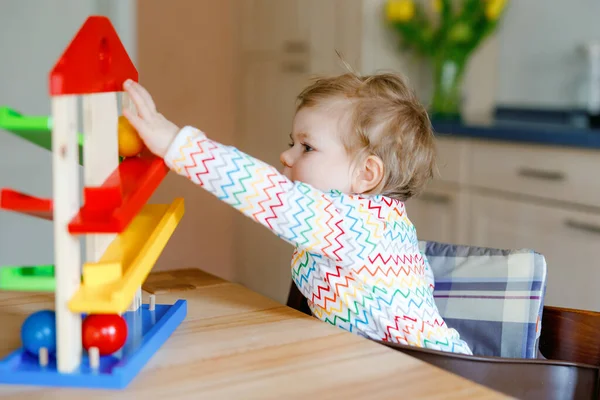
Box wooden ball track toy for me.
[0,16,187,389]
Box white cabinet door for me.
[234,0,363,303]
[469,193,600,312]
[238,0,362,71]
[239,0,306,54]
[238,59,311,167]
[404,186,468,245]
[235,58,311,303]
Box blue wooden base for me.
[0,299,187,389]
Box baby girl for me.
[122,71,472,355]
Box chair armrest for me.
[379,341,600,400]
[539,305,600,366]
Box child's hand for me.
[122,79,180,158]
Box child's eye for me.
[303,144,314,152]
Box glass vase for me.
[430,57,467,122]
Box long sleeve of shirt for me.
[163,126,376,264]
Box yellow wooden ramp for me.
[69,198,185,314]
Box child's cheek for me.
[291,159,311,182]
[297,159,323,187]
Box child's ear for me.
[354,155,384,194]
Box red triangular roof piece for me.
[49,16,138,96]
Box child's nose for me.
[280,150,293,168]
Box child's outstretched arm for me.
[122,80,362,263]
[166,126,352,260]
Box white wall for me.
[0,0,135,266]
[496,0,600,109]
[361,0,600,116]
[360,0,423,83]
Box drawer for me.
[469,193,600,311]
[433,136,468,184]
[469,140,600,208]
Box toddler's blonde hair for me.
[296,71,436,201]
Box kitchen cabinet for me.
[467,192,600,311]
[409,136,600,312]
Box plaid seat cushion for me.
[420,240,547,359]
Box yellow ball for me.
[118,115,145,157]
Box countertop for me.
[432,112,600,150]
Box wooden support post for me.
[82,92,119,265]
[122,91,143,313]
[52,95,82,373]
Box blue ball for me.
[21,310,57,356]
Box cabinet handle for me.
[281,61,307,73]
[282,40,308,53]
[564,219,600,236]
[418,193,452,204]
[517,167,565,182]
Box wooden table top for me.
[0,269,508,399]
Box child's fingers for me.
[123,80,153,120]
[123,108,149,137]
[123,82,148,119]
[132,82,157,114]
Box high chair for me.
[286,240,600,400]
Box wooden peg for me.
[89,346,100,370]
[39,347,49,367]
[149,294,156,311]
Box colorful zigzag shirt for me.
[165,126,473,355]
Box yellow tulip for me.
[485,0,507,20]
[432,0,442,13]
[386,0,415,22]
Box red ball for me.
[82,314,128,355]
